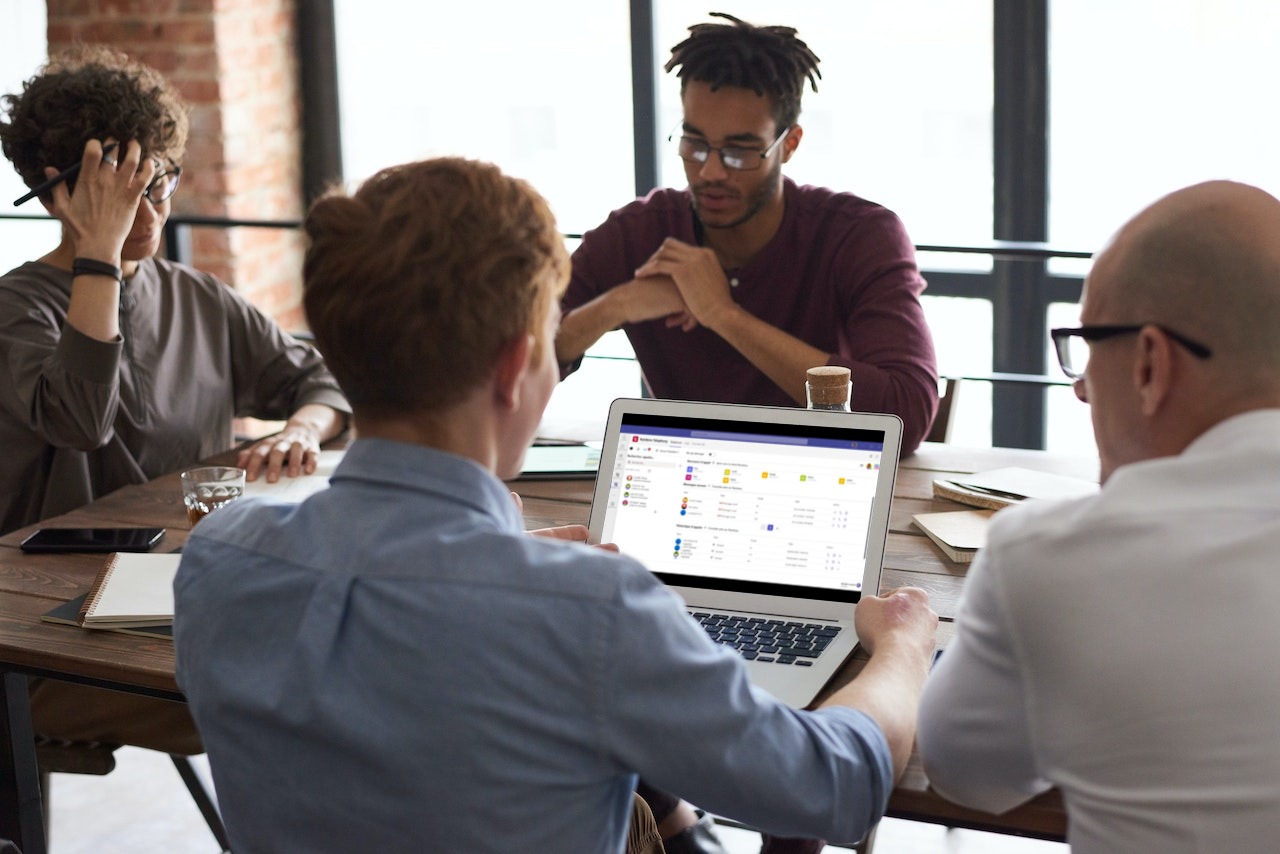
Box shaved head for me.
[1090,180,1280,390]
[1079,181,1280,478]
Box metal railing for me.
[2,211,1088,444]
[1,212,1094,264]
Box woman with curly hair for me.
[0,47,349,755]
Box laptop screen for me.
[591,404,900,605]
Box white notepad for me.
[79,552,182,627]
[242,450,344,502]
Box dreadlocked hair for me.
[664,12,821,129]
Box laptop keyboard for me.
[689,612,841,666]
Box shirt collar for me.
[1181,408,1280,458]
[330,438,523,533]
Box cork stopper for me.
[805,366,851,407]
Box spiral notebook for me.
[75,552,182,627]
[41,594,173,639]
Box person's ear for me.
[1134,325,1174,417]
[781,124,803,164]
[36,166,61,215]
[492,333,535,410]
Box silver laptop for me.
[587,398,902,708]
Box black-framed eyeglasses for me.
[670,125,791,172]
[1050,324,1213,380]
[143,162,183,204]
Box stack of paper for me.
[932,467,1097,511]
[912,509,994,563]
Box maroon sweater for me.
[563,179,939,455]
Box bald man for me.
[916,181,1280,853]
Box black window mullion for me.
[992,0,1051,448]
[297,0,344,207]
[630,0,659,197]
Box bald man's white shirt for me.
[918,410,1280,854]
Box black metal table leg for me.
[0,672,45,854]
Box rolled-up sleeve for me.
[600,568,895,844]
[916,548,1051,812]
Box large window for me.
[326,3,1024,450]
[1041,0,1280,454]
[333,2,644,437]
[0,1,58,275]
[654,2,993,249]
[12,3,1277,453]
[333,1,634,235]
[326,2,1278,454]
[1049,0,1280,259]
[338,1,996,247]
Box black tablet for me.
[19,527,166,553]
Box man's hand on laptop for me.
[510,492,620,552]
[820,588,938,777]
[854,587,938,661]
[528,525,620,553]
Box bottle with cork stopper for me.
[806,366,851,411]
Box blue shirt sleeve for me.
[597,563,895,844]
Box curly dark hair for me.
[0,45,189,199]
[665,12,821,130]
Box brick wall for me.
[45,0,307,331]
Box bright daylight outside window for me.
[12,4,1277,451]
[333,0,640,439]
[332,2,1276,453]
[1046,0,1280,454]
[0,1,59,276]
[335,2,995,442]
[654,1,993,250]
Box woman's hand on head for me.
[47,139,154,264]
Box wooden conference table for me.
[0,442,1096,852]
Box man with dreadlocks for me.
[558,12,939,455]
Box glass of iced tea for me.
[181,466,246,527]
